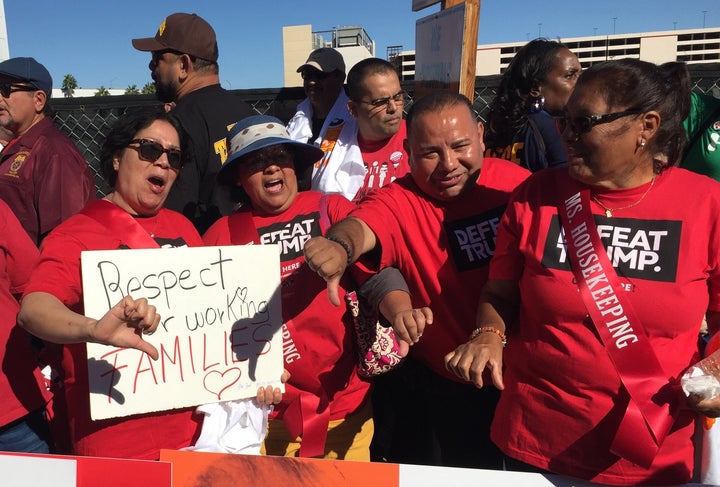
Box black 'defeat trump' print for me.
[542,215,682,282]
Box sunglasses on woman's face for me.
[127,139,183,169]
[554,111,642,136]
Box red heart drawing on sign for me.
[203,368,242,401]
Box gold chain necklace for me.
[591,176,656,218]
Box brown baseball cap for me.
[296,48,345,74]
[132,13,218,62]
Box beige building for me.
[394,27,720,81]
[282,25,375,87]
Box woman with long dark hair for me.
[484,38,581,171]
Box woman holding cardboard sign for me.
[203,115,403,460]
[18,110,282,459]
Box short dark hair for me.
[99,109,186,188]
[406,91,476,136]
[346,58,398,100]
[575,58,690,167]
[192,55,219,76]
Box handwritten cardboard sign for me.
[81,245,283,420]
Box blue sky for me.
[4,0,718,91]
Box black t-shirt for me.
[485,110,567,172]
[311,115,325,142]
[166,84,253,233]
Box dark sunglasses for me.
[359,91,406,109]
[151,49,185,65]
[242,146,293,171]
[300,69,333,81]
[555,111,643,136]
[0,82,38,98]
[128,139,183,169]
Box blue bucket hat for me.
[0,57,52,97]
[217,115,324,185]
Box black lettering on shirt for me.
[258,212,321,262]
[542,215,681,282]
[444,206,505,272]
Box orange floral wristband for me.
[470,326,507,346]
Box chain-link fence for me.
[50,64,720,197]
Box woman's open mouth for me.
[265,178,284,194]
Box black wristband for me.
[326,235,352,265]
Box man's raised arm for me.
[303,216,377,306]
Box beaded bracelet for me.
[470,326,507,346]
[326,235,352,265]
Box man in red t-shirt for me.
[304,92,530,468]
[346,58,409,201]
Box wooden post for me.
[442,0,480,100]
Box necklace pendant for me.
[605,209,613,218]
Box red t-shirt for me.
[350,158,530,380]
[354,120,409,201]
[203,191,370,430]
[489,166,720,485]
[23,202,203,459]
[0,199,50,427]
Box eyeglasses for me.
[300,69,333,81]
[555,111,643,136]
[127,139,183,169]
[358,91,406,110]
[0,82,38,98]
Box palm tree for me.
[61,74,77,98]
[94,86,110,97]
[141,82,156,95]
[125,85,140,95]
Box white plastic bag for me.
[681,333,720,485]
